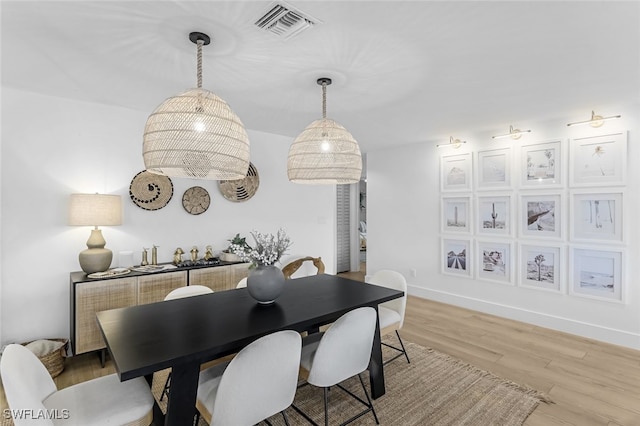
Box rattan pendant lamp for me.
[287,78,362,184]
[143,32,250,180]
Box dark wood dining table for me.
[96,273,404,426]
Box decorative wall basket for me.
[219,162,260,202]
[129,170,173,210]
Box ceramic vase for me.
[247,264,285,304]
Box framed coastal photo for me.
[520,193,562,239]
[476,148,512,190]
[441,238,472,277]
[518,243,564,293]
[441,153,472,192]
[569,132,627,187]
[441,196,471,233]
[476,195,511,236]
[520,140,563,188]
[570,191,623,243]
[569,247,623,303]
[476,240,513,285]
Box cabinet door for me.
[229,263,250,286]
[75,277,136,354]
[189,267,232,292]
[137,271,188,305]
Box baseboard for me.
[408,285,640,351]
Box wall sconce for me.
[437,136,467,148]
[492,125,531,140]
[566,110,621,128]
[69,193,122,274]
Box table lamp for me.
[69,193,122,274]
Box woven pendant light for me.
[287,78,362,184]
[143,32,250,180]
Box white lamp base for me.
[79,248,113,274]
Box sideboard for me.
[69,261,250,364]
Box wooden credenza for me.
[69,262,250,359]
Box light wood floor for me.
[2,265,639,426]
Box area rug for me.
[151,339,552,426]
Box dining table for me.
[96,273,404,426]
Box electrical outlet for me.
[410,269,417,278]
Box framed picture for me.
[569,247,623,303]
[441,238,472,277]
[441,196,471,233]
[441,153,472,192]
[476,147,511,190]
[476,195,512,236]
[570,191,623,243]
[518,243,564,293]
[569,132,627,187]
[520,193,562,239]
[520,140,563,188]
[476,240,513,284]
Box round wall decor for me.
[129,170,173,210]
[182,186,210,215]
[219,162,260,202]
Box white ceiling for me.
[2,1,639,153]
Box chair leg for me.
[323,387,329,426]
[396,330,410,364]
[358,373,379,425]
[282,410,291,426]
[160,372,171,401]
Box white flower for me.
[231,228,292,267]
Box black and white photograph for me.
[520,194,562,239]
[521,140,562,188]
[569,132,627,187]
[477,196,511,236]
[570,248,623,302]
[476,240,512,284]
[519,244,563,292]
[571,191,623,243]
[477,148,511,189]
[442,238,472,277]
[441,196,471,233]
[441,153,472,191]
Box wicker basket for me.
[21,338,68,378]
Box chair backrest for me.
[307,307,376,388]
[164,285,213,301]
[367,270,407,328]
[1,344,57,426]
[236,277,247,288]
[211,330,302,425]
[281,256,325,279]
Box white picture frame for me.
[476,240,513,285]
[441,153,472,192]
[570,190,623,243]
[520,193,562,239]
[518,243,564,293]
[441,196,471,234]
[569,132,627,187]
[476,147,512,190]
[569,247,623,303]
[441,238,472,277]
[476,195,512,236]
[520,140,563,188]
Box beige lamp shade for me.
[143,88,251,180]
[69,193,122,274]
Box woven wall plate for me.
[129,170,174,210]
[218,162,260,202]
[182,186,210,215]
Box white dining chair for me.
[195,330,302,425]
[1,344,154,426]
[294,307,379,426]
[236,277,247,288]
[367,269,410,365]
[161,284,215,401]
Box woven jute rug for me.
[151,340,551,426]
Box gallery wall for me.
[366,105,640,349]
[0,87,337,346]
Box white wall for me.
[0,87,336,345]
[367,105,640,350]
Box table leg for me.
[165,362,200,426]
[369,307,386,399]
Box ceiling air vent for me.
[254,2,319,40]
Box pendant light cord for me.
[321,81,327,119]
[196,39,203,89]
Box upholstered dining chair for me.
[281,256,325,279]
[236,277,247,288]
[1,344,154,426]
[160,284,215,401]
[195,330,302,425]
[367,269,410,365]
[294,307,379,426]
